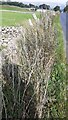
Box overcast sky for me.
[1,0,67,8]
[3,0,67,5]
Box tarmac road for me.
[0,10,34,14]
[60,13,68,62]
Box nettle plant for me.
[2,12,57,119]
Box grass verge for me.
[47,15,66,118]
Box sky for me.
[1,0,68,8]
[3,0,68,5]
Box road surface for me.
[0,10,34,14]
[60,13,68,62]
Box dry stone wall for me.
[0,26,24,119]
[0,26,23,64]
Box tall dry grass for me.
[2,12,57,119]
[17,12,56,118]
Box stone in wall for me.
[0,26,23,64]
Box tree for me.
[64,5,68,12]
[53,6,60,11]
[29,4,35,8]
[39,4,50,10]
[7,0,11,2]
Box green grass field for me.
[0,11,34,26]
[0,5,31,12]
[0,5,40,26]
[0,11,40,26]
